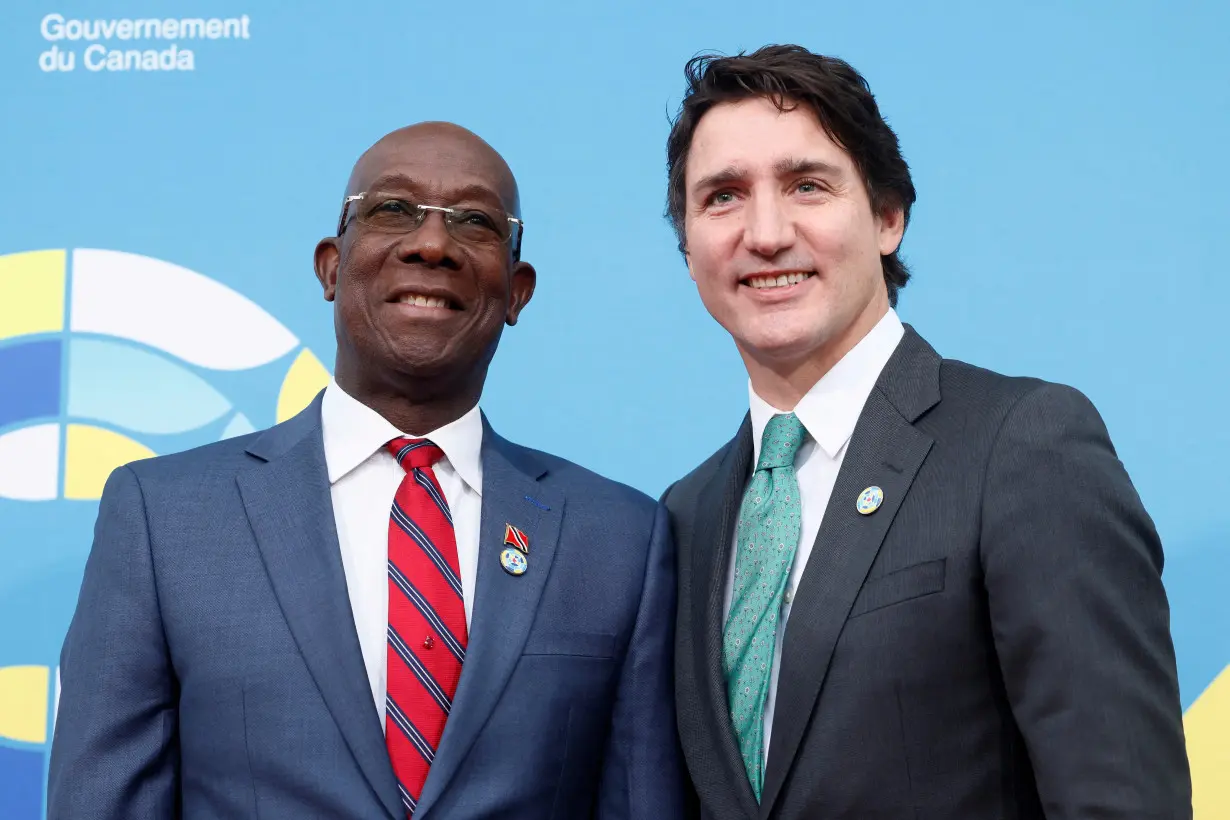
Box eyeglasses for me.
[337,191,524,256]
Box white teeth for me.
[398,294,449,308]
[746,272,813,289]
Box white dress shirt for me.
[320,379,484,727]
[723,308,905,762]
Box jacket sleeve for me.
[981,383,1192,818]
[47,465,179,819]
[595,503,688,819]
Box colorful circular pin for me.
[856,486,884,515]
[500,547,528,576]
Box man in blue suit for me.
[48,122,685,819]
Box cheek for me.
[801,210,861,260]
[333,265,385,337]
[337,242,384,295]
[476,270,512,315]
[335,275,374,324]
[800,209,883,279]
[685,225,738,291]
[688,257,730,317]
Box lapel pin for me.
[504,523,530,555]
[500,547,529,576]
[856,486,884,515]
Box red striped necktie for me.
[384,438,467,818]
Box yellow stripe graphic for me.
[0,665,50,743]
[0,250,66,341]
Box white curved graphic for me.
[0,424,59,501]
[69,249,299,370]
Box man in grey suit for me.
[662,45,1192,818]
[48,122,684,819]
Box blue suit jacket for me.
[48,395,685,819]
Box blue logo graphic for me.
[0,248,330,817]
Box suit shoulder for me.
[675,440,733,493]
[120,430,264,489]
[123,397,320,487]
[933,356,1105,437]
[938,356,1042,401]
[662,434,739,514]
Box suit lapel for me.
[687,416,761,820]
[758,327,941,818]
[236,396,402,820]
[413,420,564,820]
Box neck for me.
[335,364,484,436]
[742,301,889,410]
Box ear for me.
[876,204,906,257]
[684,251,697,282]
[314,238,340,302]
[505,260,537,326]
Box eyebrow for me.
[773,157,844,178]
[691,156,845,195]
[691,166,746,195]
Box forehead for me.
[685,97,853,180]
[350,133,517,210]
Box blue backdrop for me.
[1,1,1226,816]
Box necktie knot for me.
[756,412,806,471]
[386,438,445,471]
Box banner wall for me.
[1,2,1226,816]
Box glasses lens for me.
[447,209,509,245]
[355,194,422,233]
[510,221,524,255]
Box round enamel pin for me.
[500,547,528,576]
[856,486,884,515]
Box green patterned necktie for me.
[723,411,807,801]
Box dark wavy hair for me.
[665,44,917,306]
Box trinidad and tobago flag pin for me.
[500,523,530,576]
[504,523,530,554]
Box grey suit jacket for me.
[666,326,1192,819]
[48,394,685,819]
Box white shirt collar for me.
[750,308,905,463]
[320,377,484,497]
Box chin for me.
[389,352,457,380]
[736,319,834,363]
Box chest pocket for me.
[522,630,616,659]
[848,558,945,619]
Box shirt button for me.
[783,587,794,605]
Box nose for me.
[743,191,796,258]
[392,210,461,270]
